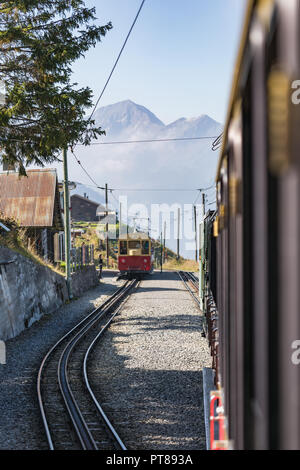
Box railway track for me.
[37,279,138,450]
[178,271,201,309]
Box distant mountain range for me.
[68,100,223,258]
[93,100,222,141]
[21,99,222,258]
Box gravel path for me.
[0,272,122,450]
[88,271,211,450]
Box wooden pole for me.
[177,207,180,261]
[105,183,109,268]
[119,201,122,237]
[194,205,198,262]
[163,221,166,263]
[63,147,72,298]
[160,231,163,273]
[202,192,206,216]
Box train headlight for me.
[121,259,126,263]
[144,259,147,263]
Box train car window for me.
[119,241,128,254]
[128,241,141,250]
[142,240,149,255]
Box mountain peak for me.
[92,100,222,140]
[94,100,165,138]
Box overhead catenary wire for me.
[67,0,217,203]
[71,136,218,191]
[71,150,101,189]
[76,136,219,146]
[87,0,147,125]
[70,152,216,194]
[212,132,223,151]
[109,186,215,192]
[66,0,219,196]
[1,1,146,155]
[193,190,204,206]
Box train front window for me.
[142,241,149,254]
[119,241,127,254]
[128,241,141,250]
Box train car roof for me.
[119,232,150,241]
[216,0,275,179]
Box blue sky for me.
[72,0,248,125]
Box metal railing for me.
[70,245,94,273]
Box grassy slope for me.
[162,257,199,272]
[0,224,63,275]
[72,222,119,269]
[73,222,198,272]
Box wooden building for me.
[71,194,105,222]
[0,169,63,262]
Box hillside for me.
[26,100,221,260]
[72,220,198,272]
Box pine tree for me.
[0,0,112,174]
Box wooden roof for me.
[0,169,63,229]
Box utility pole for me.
[119,201,122,237]
[202,192,206,216]
[199,222,202,263]
[177,207,180,261]
[105,183,109,268]
[163,221,166,263]
[63,147,72,299]
[194,205,198,262]
[160,231,163,273]
[199,192,206,306]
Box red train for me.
[118,233,153,277]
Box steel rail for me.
[37,280,132,450]
[185,271,199,291]
[58,279,137,450]
[178,271,201,309]
[83,279,139,450]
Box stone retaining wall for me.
[0,246,99,340]
[71,265,99,298]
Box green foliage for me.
[0,0,112,174]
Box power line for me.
[109,186,214,192]
[76,135,219,146]
[77,181,205,193]
[87,0,147,124]
[71,150,104,189]
[71,148,215,197]
[212,133,223,151]
[193,190,202,206]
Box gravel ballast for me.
[0,270,211,450]
[0,272,122,450]
[88,271,211,450]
